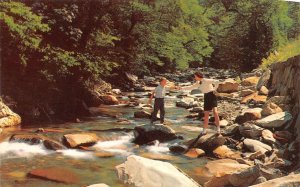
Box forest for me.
[1,0,299,121]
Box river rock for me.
[195,159,249,187]
[10,134,44,144]
[43,139,65,150]
[28,167,79,184]
[213,145,241,159]
[241,76,259,87]
[116,155,199,187]
[217,79,239,93]
[63,133,99,148]
[274,131,293,142]
[219,119,229,127]
[262,129,276,145]
[223,124,239,135]
[134,110,151,118]
[259,86,269,95]
[256,112,293,129]
[169,145,187,154]
[185,133,226,152]
[125,72,138,83]
[256,69,271,90]
[252,176,267,185]
[243,139,272,153]
[133,124,177,145]
[261,102,282,116]
[176,98,197,109]
[229,165,260,187]
[0,101,21,128]
[240,89,255,97]
[242,108,263,120]
[239,123,264,139]
[100,95,119,105]
[189,107,204,113]
[241,92,258,104]
[184,148,205,158]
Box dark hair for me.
[194,72,204,78]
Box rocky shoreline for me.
[1,57,300,186]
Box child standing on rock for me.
[180,72,221,135]
[148,77,168,124]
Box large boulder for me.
[256,112,293,129]
[217,79,239,93]
[241,76,259,87]
[239,123,264,139]
[0,100,21,128]
[243,139,272,153]
[194,159,250,187]
[185,133,226,152]
[133,124,177,145]
[261,129,276,145]
[250,173,300,187]
[261,102,282,116]
[229,165,261,187]
[116,155,199,187]
[62,133,99,148]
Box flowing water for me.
[0,92,213,187]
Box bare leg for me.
[203,111,210,130]
[213,107,221,133]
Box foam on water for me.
[0,141,52,159]
[57,149,95,159]
[92,135,134,155]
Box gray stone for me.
[239,123,264,139]
[256,112,293,129]
[243,138,272,153]
[229,165,260,187]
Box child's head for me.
[194,72,203,81]
[160,77,167,86]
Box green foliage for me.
[260,37,300,69]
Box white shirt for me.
[153,85,166,98]
[182,78,220,94]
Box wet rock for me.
[133,124,177,145]
[43,139,65,150]
[134,110,151,118]
[239,123,264,139]
[140,152,177,161]
[176,98,198,109]
[186,113,199,119]
[262,129,276,145]
[256,69,271,90]
[241,76,259,87]
[116,155,199,187]
[184,148,205,158]
[0,101,21,128]
[63,133,99,148]
[191,89,201,95]
[259,86,269,95]
[213,145,241,159]
[28,167,79,184]
[261,102,282,116]
[240,89,255,97]
[217,79,239,93]
[243,139,272,153]
[10,134,44,144]
[100,95,119,105]
[169,145,187,154]
[189,107,204,113]
[256,112,293,129]
[195,159,249,187]
[185,133,226,152]
[229,165,260,187]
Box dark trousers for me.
[151,98,165,123]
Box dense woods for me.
[0,0,299,121]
